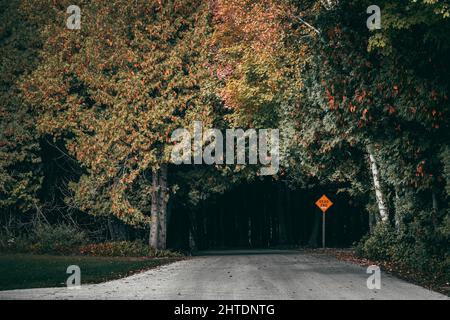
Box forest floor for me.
[0,254,183,291]
[0,250,447,300]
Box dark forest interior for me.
[168,181,368,250]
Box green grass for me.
[0,254,183,291]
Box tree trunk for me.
[432,190,438,211]
[308,211,320,247]
[368,211,376,234]
[158,164,169,249]
[107,217,116,241]
[149,168,160,248]
[277,184,287,245]
[431,189,439,229]
[248,216,252,247]
[188,211,197,253]
[261,193,266,247]
[367,145,389,223]
[286,187,293,243]
[394,189,401,231]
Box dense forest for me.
[1,0,449,281]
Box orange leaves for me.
[416,161,425,177]
[216,64,234,80]
[211,0,303,127]
[355,89,367,103]
[388,105,396,115]
[213,0,288,53]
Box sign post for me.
[315,195,333,249]
[322,211,326,249]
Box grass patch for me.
[0,254,183,291]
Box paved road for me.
[0,250,447,300]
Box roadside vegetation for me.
[320,246,450,296]
[0,223,182,256]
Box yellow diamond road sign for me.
[315,195,333,213]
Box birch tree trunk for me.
[158,164,169,249]
[367,145,389,223]
[149,168,160,249]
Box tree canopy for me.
[1,0,449,277]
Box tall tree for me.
[288,0,450,227]
[0,1,52,222]
[22,0,216,249]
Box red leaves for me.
[216,64,233,80]
[416,161,426,177]
[354,89,366,103]
[325,88,337,110]
[387,105,396,115]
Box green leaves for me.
[0,0,48,212]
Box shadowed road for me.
[0,250,447,300]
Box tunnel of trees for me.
[169,181,368,250]
[1,0,449,282]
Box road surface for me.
[0,250,447,300]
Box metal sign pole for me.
[315,195,333,249]
[322,211,326,249]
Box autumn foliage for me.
[0,0,449,275]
